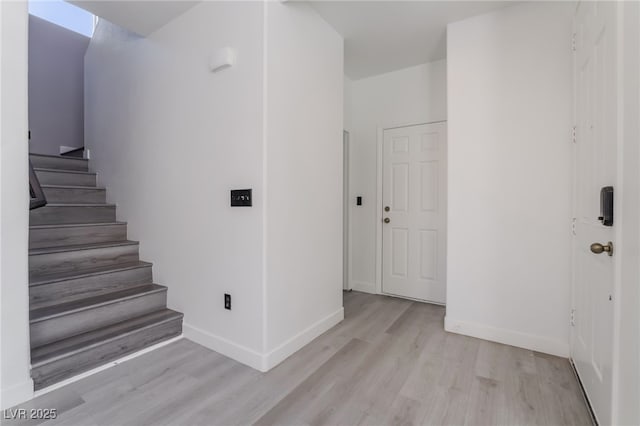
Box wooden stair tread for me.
[36,203,115,207]
[29,240,138,256]
[31,309,183,366]
[29,260,152,286]
[30,221,126,230]
[29,154,183,388]
[30,284,166,322]
[30,153,88,162]
[40,184,105,190]
[33,167,95,175]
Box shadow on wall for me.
[28,15,89,156]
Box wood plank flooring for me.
[4,291,592,426]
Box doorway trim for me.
[374,119,447,302]
[343,130,351,291]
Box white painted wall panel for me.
[264,1,344,358]
[0,0,33,409]
[29,15,89,155]
[446,2,574,356]
[85,1,265,354]
[614,2,640,423]
[85,1,344,370]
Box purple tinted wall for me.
[29,15,89,155]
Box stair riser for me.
[30,156,88,172]
[30,224,127,249]
[29,244,139,278]
[30,266,153,310]
[30,206,116,226]
[35,170,96,187]
[32,318,182,390]
[42,187,106,204]
[31,290,168,348]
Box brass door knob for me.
[590,242,613,256]
[384,206,390,212]
[383,218,390,223]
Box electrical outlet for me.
[224,293,231,310]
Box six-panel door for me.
[382,122,447,303]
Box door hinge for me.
[572,126,577,143]
[572,32,576,52]
[571,217,577,236]
[570,308,576,326]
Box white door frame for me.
[375,120,447,302]
[343,130,351,291]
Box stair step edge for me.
[34,168,95,175]
[30,222,126,230]
[31,310,183,366]
[30,153,88,162]
[37,203,115,208]
[30,284,167,323]
[41,185,105,190]
[29,240,139,256]
[30,261,152,286]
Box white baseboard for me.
[0,379,34,410]
[185,308,344,372]
[183,323,265,371]
[264,307,344,370]
[444,316,570,357]
[350,281,376,294]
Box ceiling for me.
[69,1,199,36]
[69,0,514,79]
[308,1,515,80]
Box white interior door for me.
[382,122,446,303]
[572,2,617,423]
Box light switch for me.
[231,189,252,207]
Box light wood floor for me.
[5,291,592,426]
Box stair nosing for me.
[30,153,88,162]
[30,222,126,230]
[29,240,139,256]
[30,284,167,324]
[36,203,115,208]
[29,261,152,286]
[31,310,183,367]
[41,184,105,190]
[33,168,95,176]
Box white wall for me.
[85,2,266,362]
[29,15,89,155]
[0,0,33,409]
[344,76,353,132]
[614,2,640,423]
[446,2,574,356]
[263,1,344,366]
[85,1,344,371]
[345,61,447,293]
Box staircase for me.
[28,153,183,390]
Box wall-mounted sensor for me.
[209,47,235,73]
